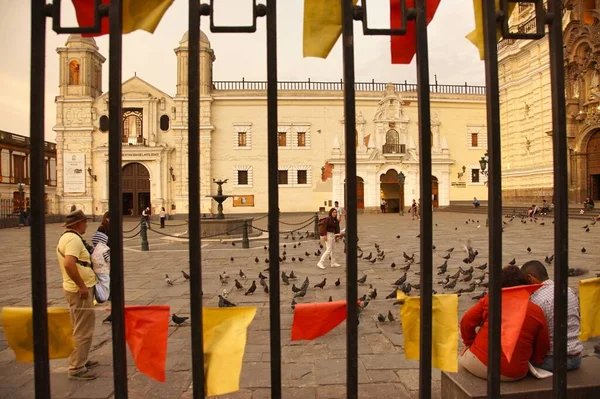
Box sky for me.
[0,0,484,142]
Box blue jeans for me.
[532,356,581,372]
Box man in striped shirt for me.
[521,260,583,371]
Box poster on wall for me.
[233,195,254,207]
[63,153,86,193]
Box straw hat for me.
[63,209,88,227]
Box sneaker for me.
[317,262,326,270]
[331,263,341,268]
[68,368,97,381]
[85,360,99,369]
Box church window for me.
[237,170,248,185]
[278,132,287,147]
[278,170,288,185]
[238,132,247,147]
[297,132,306,147]
[471,132,479,147]
[122,109,143,145]
[160,115,170,131]
[99,115,109,132]
[297,170,308,185]
[69,60,80,85]
[383,129,404,154]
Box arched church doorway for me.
[122,162,150,216]
[344,177,365,211]
[587,131,600,201]
[380,169,403,213]
[432,176,439,208]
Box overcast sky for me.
[0,0,484,142]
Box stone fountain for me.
[208,179,232,219]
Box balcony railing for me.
[122,136,146,146]
[213,80,486,95]
[382,143,406,155]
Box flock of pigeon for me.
[146,213,598,327]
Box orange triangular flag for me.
[390,0,441,64]
[291,300,347,341]
[500,284,542,362]
[125,305,170,382]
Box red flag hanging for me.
[390,0,441,64]
[291,301,348,341]
[500,284,542,362]
[125,305,170,382]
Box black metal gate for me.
[27,1,570,398]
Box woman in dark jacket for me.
[317,208,340,269]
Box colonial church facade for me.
[54,32,488,217]
[499,0,600,204]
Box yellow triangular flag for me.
[400,294,459,372]
[466,0,516,60]
[303,0,358,58]
[1,307,75,362]
[122,0,174,34]
[579,277,600,341]
[203,307,257,397]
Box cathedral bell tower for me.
[54,35,105,215]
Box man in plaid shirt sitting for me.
[521,260,583,371]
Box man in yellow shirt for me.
[57,209,98,381]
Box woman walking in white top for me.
[159,207,167,228]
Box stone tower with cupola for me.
[54,34,106,215]
[173,30,216,213]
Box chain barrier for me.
[251,214,268,222]
[253,219,314,235]
[123,222,141,233]
[149,220,189,227]
[123,230,141,240]
[278,215,314,226]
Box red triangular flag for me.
[500,284,542,362]
[390,0,441,64]
[71,0,110,37]
[291,301,347,341]
[124,305,170,382]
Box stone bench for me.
[441,356,600,399]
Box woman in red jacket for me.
[459,266,550,381]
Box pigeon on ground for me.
[508,258,516,266]
[218,295,236,307]
[234,279,244,290]
[259,272,268,280]
[385,289,397,299]
[245,280,257,295]
[476,263,487,270]
[582,247,587,253]
[289,271,297,279]
[328,296,333,302]
[281,273,290,285]
[387,310,396,322]
[165,274,173,286]
[391,262,396,270]
[377,313,386,322]
[369,289,378,299]
[335,278,341,287]
[172,314,189,325]
[314,278,327,289]
[291,284,301,293]
[181,271,190,280]
[294,289,307,299]
[392,273,407,287]
[239,269,247,279]
[230,257,234,262]
[255,257,259,263]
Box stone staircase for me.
[437,204,599,221]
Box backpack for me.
[318,218,328,236]
[91,242,110,275]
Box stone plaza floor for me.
[0,211,599,398]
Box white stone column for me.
[156,159,163,200]
[439,171,450,206]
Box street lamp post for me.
[398,171,406,216]
[17,183,25,226]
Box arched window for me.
[69,60,80,85]
[160,115,170,131]
[386,129,399,145]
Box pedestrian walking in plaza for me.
[411,199,419,220]
[56,209,98,381]
[380,198,386,213]
[317,208,341,269]
[159,207,167,228]
[142,206,151,229]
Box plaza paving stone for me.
[0,212,599,398]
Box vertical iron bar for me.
[266,0,282,397]
[341,1,358,397]
[188,1,205,397]
[30,1,51,397]
[108,1,128,397]
[415,1,433,397]
[547,1,568,397]
[482,0,502,396]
